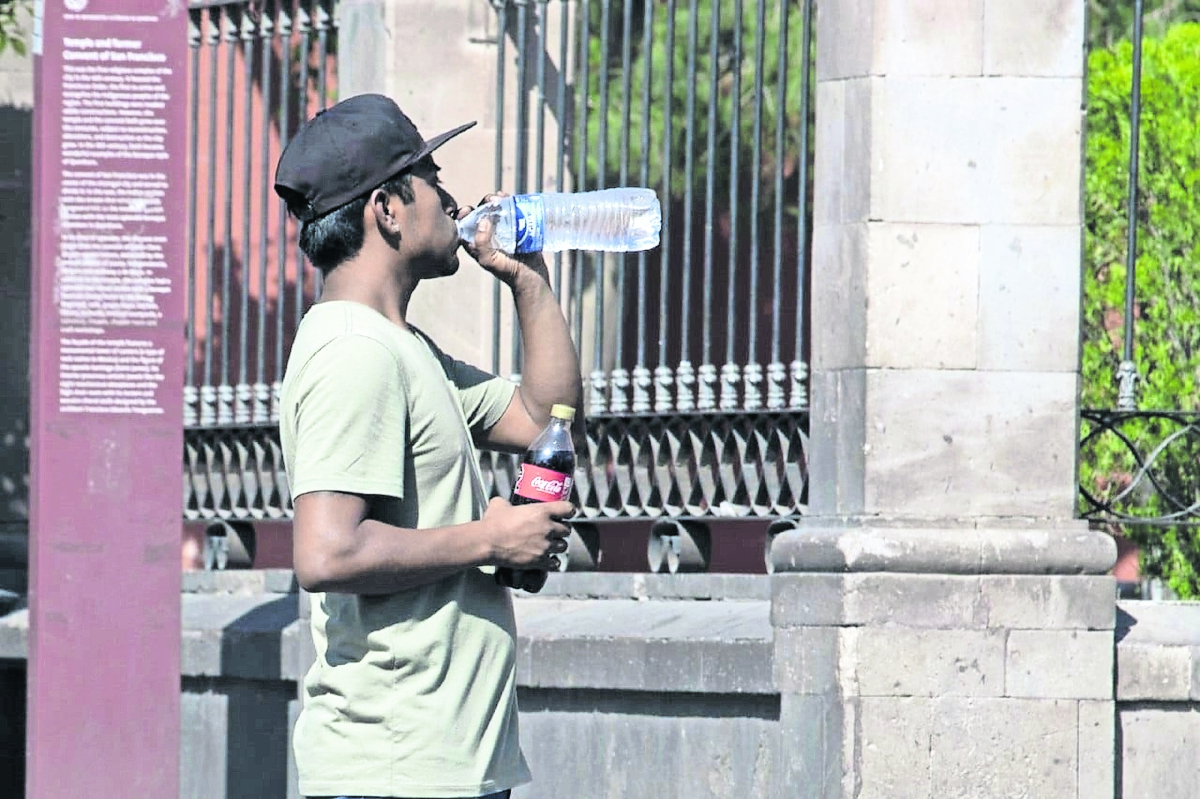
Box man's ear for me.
[368,188,403,239]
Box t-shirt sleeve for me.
[287,334,408,499]
[438,350,517,434]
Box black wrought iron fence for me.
[1080,0,1200,531]
[471,0,814,546]
[1079,409,1200,526]
[1080,2,1200,597]
[182,0,336,430]
[489,0,811,417]
[182,0,816,572]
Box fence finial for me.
[653,365,674,414]
[589,369,608,417]
[676,361,696,413]
[1117,360,1139,411]
[631,366,652,415]
[609,368,630,414]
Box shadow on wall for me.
[0,104,31,598]
[180,595,298,799]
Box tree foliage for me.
[0,0,32,57]
[1083,22,1200,596]
[578,0,807,213]
[1088,0,1200,50]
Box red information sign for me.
[28,1,187,795]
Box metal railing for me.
[1079,2,1200,530]
[182,0,815,546]
[183,0,336,429]
[489,0,812,417]
[1079,409,1200,526]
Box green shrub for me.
[1083,22,1200,596]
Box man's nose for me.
[439,186,458,217]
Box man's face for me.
[401,159,462,279]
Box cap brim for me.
[418,120,477,162]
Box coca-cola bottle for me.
[496,404,577,593]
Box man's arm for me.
[293,491,573,594]
[460,200,585,452]
[284,334,573,594]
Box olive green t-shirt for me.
[279,300,528,798]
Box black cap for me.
[274,93,476,222]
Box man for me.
[273,93,583,799]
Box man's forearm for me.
[510,266,584,427]
[298,519,492,595]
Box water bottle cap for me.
[550,404,576,421]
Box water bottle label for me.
[512,195,545,254]
[514,464,573,502]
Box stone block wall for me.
[510,582,778,797]
[2,574,790,798]
[772,573,1116,798]
[181,678,297,799]
[772,2,1118,795]
[1,574,1200,798]
[517,690,780,799]
[1115,601,1200,799]
[179,572,307,799]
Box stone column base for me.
[768,517,1117,575]
[772,572,1116,798]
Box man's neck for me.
[317,258,418,327]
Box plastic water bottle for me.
[457,187,662,254]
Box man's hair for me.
[297,171,416,275]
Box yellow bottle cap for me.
[550,404,576,421]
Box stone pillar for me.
[768,2,1118,797]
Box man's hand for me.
[458,193,549,286]
[482,496,573,570]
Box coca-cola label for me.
[514,463,572,502]
[512,194,545,254]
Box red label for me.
[514,464,573,502]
